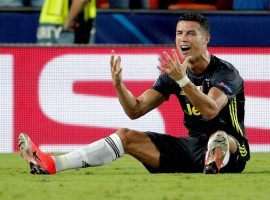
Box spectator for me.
[233,0,270,10]
[37,0,96,44]
[36,0,71,44]
[64,0,97,44]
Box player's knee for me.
[208,131,228,144]
[115,128,136,150]
[208,131,229,152]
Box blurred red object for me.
[97,0,109,8]
[168,0,233,10]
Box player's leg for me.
[18,128,160,174]
[203,130,237,174]
[53,128,160,172]
[138,132,209,173]
[117,128,160,168]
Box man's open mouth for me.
[180,45,191,52]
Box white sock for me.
[53,133,124,172]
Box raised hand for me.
[110,50,123,86]
[157,49,191,82]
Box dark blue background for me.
[0,10,269,46]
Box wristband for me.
[176,76,190,87]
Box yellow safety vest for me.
[39,0,69,24]
[40,0,96,24]
[84,0,96,20]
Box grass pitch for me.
[1,153,270,200]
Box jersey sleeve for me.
[152,73,177,100]
[211,66,243,100]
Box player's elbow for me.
[202,109,219,121]
[203,114,215,121]
[129,113,142,120]
[128,115,139,120]
[201,101,222,120]
[125,111,143,120]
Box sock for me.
[53,133,124,172]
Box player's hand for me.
[157,49,191,82]
[110,50,123,86]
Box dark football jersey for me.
[153,55,250,159]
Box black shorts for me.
[144,132,248,173]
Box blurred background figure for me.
[36,0,70,44]
[64,0,97,44]
[37,0,96,45]
[233,0,270,10]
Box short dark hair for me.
[178,12,210,34]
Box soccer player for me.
[19,12,250,174]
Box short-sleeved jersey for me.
[153,55,250,160]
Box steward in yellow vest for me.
[66,0,96,44]
[37,0,96,44]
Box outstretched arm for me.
[110,50,165,119]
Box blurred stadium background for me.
[0,0,269,154]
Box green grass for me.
[1,153,270,200]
